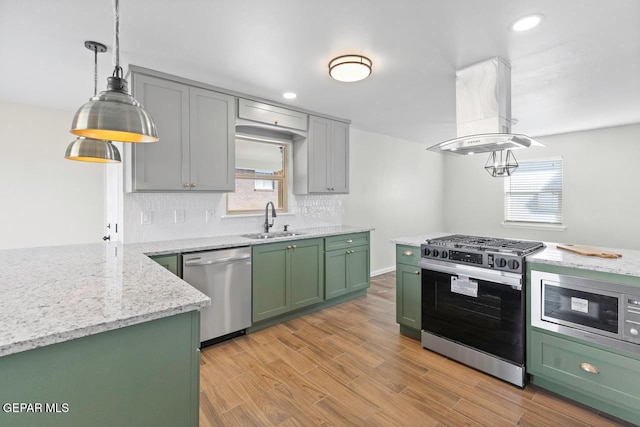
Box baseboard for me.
[371,266,395,277]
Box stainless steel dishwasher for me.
[182,246,252,346]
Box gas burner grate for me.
[426,234,544,256]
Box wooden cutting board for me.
[556,244,622,259]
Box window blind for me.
[504,158,563,224]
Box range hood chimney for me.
[427,57,543,155]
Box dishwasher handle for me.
[184,254,251,266]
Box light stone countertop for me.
[389,232,450,248]
[389,232,640,278]
[526,243,640,278]
[0,225,372,357]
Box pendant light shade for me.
[485,150,519,177]
[65,40,123,164]
[329,55,372,82]
[65,137,122,163]
[70,76,158,143]
[70,0,158,143]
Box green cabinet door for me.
[253,238,324,322]
[348,245,370,292]
[325,238,370,301]
[290,238,324,310]
[252,242,289,322]
[396,263,422,330]
[150,253,181,277]
[325,249,348,299]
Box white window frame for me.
[503,157,566,230]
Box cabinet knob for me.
[346,239,353,243]
[287,245,292,249]
[292,245,297,249]
[190,183,196,187]
[580,362,599,374]
[414,271,420,275]
[403,250,414,256]
[183,183,190,188]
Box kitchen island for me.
[0,243,210,427]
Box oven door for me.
[421,259,524,365]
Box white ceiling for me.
[1,0,639,144]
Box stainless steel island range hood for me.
[428,57,543,156]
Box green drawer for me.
[325,232,369,251]
[395,244,420,267]
[529,330,640,414]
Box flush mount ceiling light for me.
[328,55,372,82]
[65,41,122,163]
[510,14,544,32]
[282,92,297,99]
[485,150,519,177]
[70,0,158,143]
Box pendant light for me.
[70,0,158,143]
[484,150,519,177]
[65,41,122,163]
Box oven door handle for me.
[420,259,522,289]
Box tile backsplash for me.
[123,192,344,243]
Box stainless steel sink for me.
[240,231,306,240]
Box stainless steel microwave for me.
[531,270,640,354]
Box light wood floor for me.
[199,272,630,426]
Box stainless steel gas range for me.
[420,234,544,387]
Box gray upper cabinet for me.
[127,73,235,192]
[238,98,308,131]
[294,116,349,194]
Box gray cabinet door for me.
[306,116,349,194]
[132,74,189,191]
[308,116,330,192]
[189,87,235,191]
[329,120,349,193]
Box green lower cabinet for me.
[252,238,324,322]
[150,253,181,277]
[325,244,370,300]
[396,263,422,330]
[528,329,640,425]
[395,245,422,337]
[0,311,201,427]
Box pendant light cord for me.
[93,45,98,96]
[112,0,123,78]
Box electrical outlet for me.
[174,210,185,223]
[141,211,152,225]
[206,209,215,222]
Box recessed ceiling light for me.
[282,92,297,99]
[510,14,544,32]
[328,55,372,82]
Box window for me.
[504,158,563,225]
[226,137,288,214]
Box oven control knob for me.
[423,248,431,256]
[507,259,520,270]
[441,251,448,259]
[496,258,507,268]
[631,328,639,336]
[432,249,439,257]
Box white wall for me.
[0,101,104,250]
[443,124,640,250]
[343,128,444,274]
